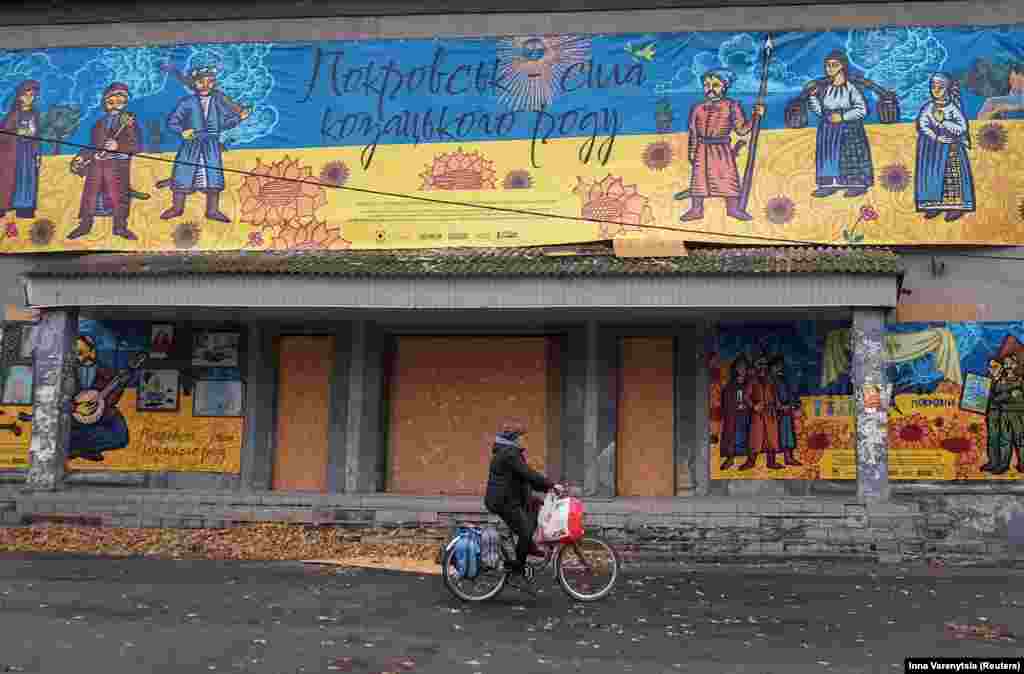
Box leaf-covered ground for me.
[0,523,442,573]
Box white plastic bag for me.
[536,492,567,542]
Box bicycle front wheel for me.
[441,540,507,602]
[555,536,619,602]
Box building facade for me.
[0,0,1022,561]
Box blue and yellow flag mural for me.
[1,25,1024,252]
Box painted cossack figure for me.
[915,73,975,223]
[68,83,141,240]
[741,352,782,470]
[158,65,250,222]
[0,80,42,219]
[806,50,874,198]
[719,354,752,470]
[769,355,802,467]
[67,335,144,462]
[679,69,765,222]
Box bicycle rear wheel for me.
[441,538,507,602]
[555,536,619,602]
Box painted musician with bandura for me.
[68,336,145,462]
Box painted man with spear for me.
[677,34,773,223]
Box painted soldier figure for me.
[159,65,249,223]
[679,69,764,223]
[0,80,42,219]
[68,82,140,240]
[719,355,752,470]
[983,354,1024,475]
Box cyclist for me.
[484,420,564,581]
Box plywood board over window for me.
[387,336,556,496]
[617,337,675,497]
[272,336,334,492]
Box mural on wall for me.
[0,319,244,472]
[710,321,856,480]
[883,322,1024,481]
[0,26,1023,250]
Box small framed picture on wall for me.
[192,331,240,367]
[2,365,33,405]
[136,369,180,412]
[150,324,175,360]
[192,379,245,417]
[18,324,34,361]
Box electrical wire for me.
[3,126,1024,261]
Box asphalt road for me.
[0,554,1020,673]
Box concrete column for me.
[25,308,78,491]
[344,321,385,493]
[582,321,616,498]
[677,321,711,496]
[561,327,585,486]
[326,325,352,493]
[241,324,275,491]
[852,308,890,503]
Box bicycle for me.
[440,491,620,603]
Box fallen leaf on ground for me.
[944,622,1016,642]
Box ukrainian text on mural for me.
[0,26,1023,251]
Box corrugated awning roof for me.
[23,245,902,279]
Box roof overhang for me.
[24,271,900,311]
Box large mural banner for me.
[885,322,1024,481]
[710,321,856,480]
[1,26,1024,252]
[0,319,244,472]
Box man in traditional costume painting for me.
[741,353,783,470]
[159,65,249,223]
[915,73,975,223]
[770,355,802,467]
[68,83,141,240]
[679,69,764,223]
[806,50,874,198]
[0,80,42,219]
[719,355,752,470]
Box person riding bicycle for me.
[484,421,563,579]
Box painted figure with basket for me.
[786,50,900,199]
[67,83,141,241]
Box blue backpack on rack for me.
[453,527,481,579]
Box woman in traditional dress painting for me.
[0,81,42,219]
[915,73,975,222]
[807,50,874,199]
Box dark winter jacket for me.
[484,432,554,513]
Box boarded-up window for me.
[387,336,556,496]
[273,336,334,492]
[617,337,675,497]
